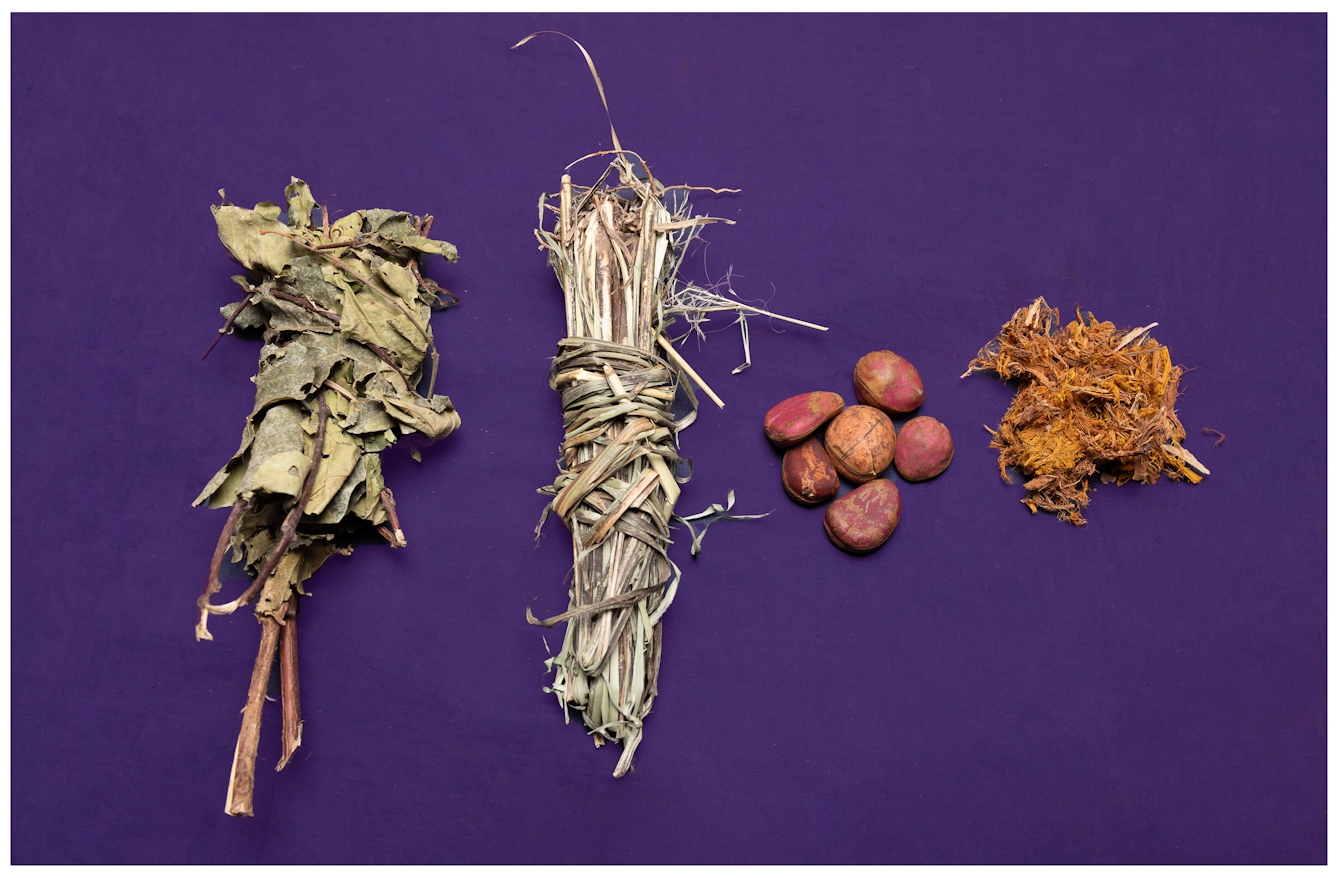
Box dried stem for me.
[201,296,254,360]
[657,334,724,409]
[196,498,247,641]
[379,489,406,547]
[270,288,339,322]
[321,379,357,402]
[364,342,413,390]
[224,609,282,817]
[277,599,301,772]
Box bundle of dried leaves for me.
[963,297,1208,525]
[193,178,460,816]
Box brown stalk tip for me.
[277,600,301,772]
[224,615,281,817]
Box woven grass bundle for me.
[528,147,723,775]
[519,32,822,775]
[963,297,1208,525]
[515,32,739,774]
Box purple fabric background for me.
[11,13,1325,864]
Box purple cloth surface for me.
[10,13,1324,864]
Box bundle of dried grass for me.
[517,33,823,775]
[527,147,726,775]
[963,297,1208,525]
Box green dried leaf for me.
[242,403,310,497]
[303,419,361,516]
[401,234,460,262]
[284,177,317,231]
[330,210,365,241]
[250,341,341,417]
[372,391,460,440]
[362,209,413,240]
[212,203,295,274]
[348,452,387,524]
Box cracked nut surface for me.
[823,405,896,483]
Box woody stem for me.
[224,607,283,817]
[277,599,301,771]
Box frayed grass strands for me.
[963,297,1207,526]
[518,33,818,775]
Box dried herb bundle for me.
[193,178,460,816]
[527,146,714,777]
[963,297,1208,525]
[519,32,820,776]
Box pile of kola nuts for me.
[763,351,954,554]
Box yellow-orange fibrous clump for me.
[963,297,1207,525]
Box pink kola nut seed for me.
[763,391,845,448]
[894,416,954,481]
[781,437,840,506]
[823,405,896,484]
[823,479,902,554]
[854,350,924,414]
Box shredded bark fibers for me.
[963,297,1207,526]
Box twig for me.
[657,334,724,409]
[270,288,339,322]
[718,301,828,332]
[409,261,459,308]
[224,610,282,817]
[196,498,248,641]
[364,342,412,390]
[202,296,255,360]
[310,237,368,250]
[276,599,301,772]
[379,488,406,547]
[321,379,357,402]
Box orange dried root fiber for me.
[963,297,1208,525]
